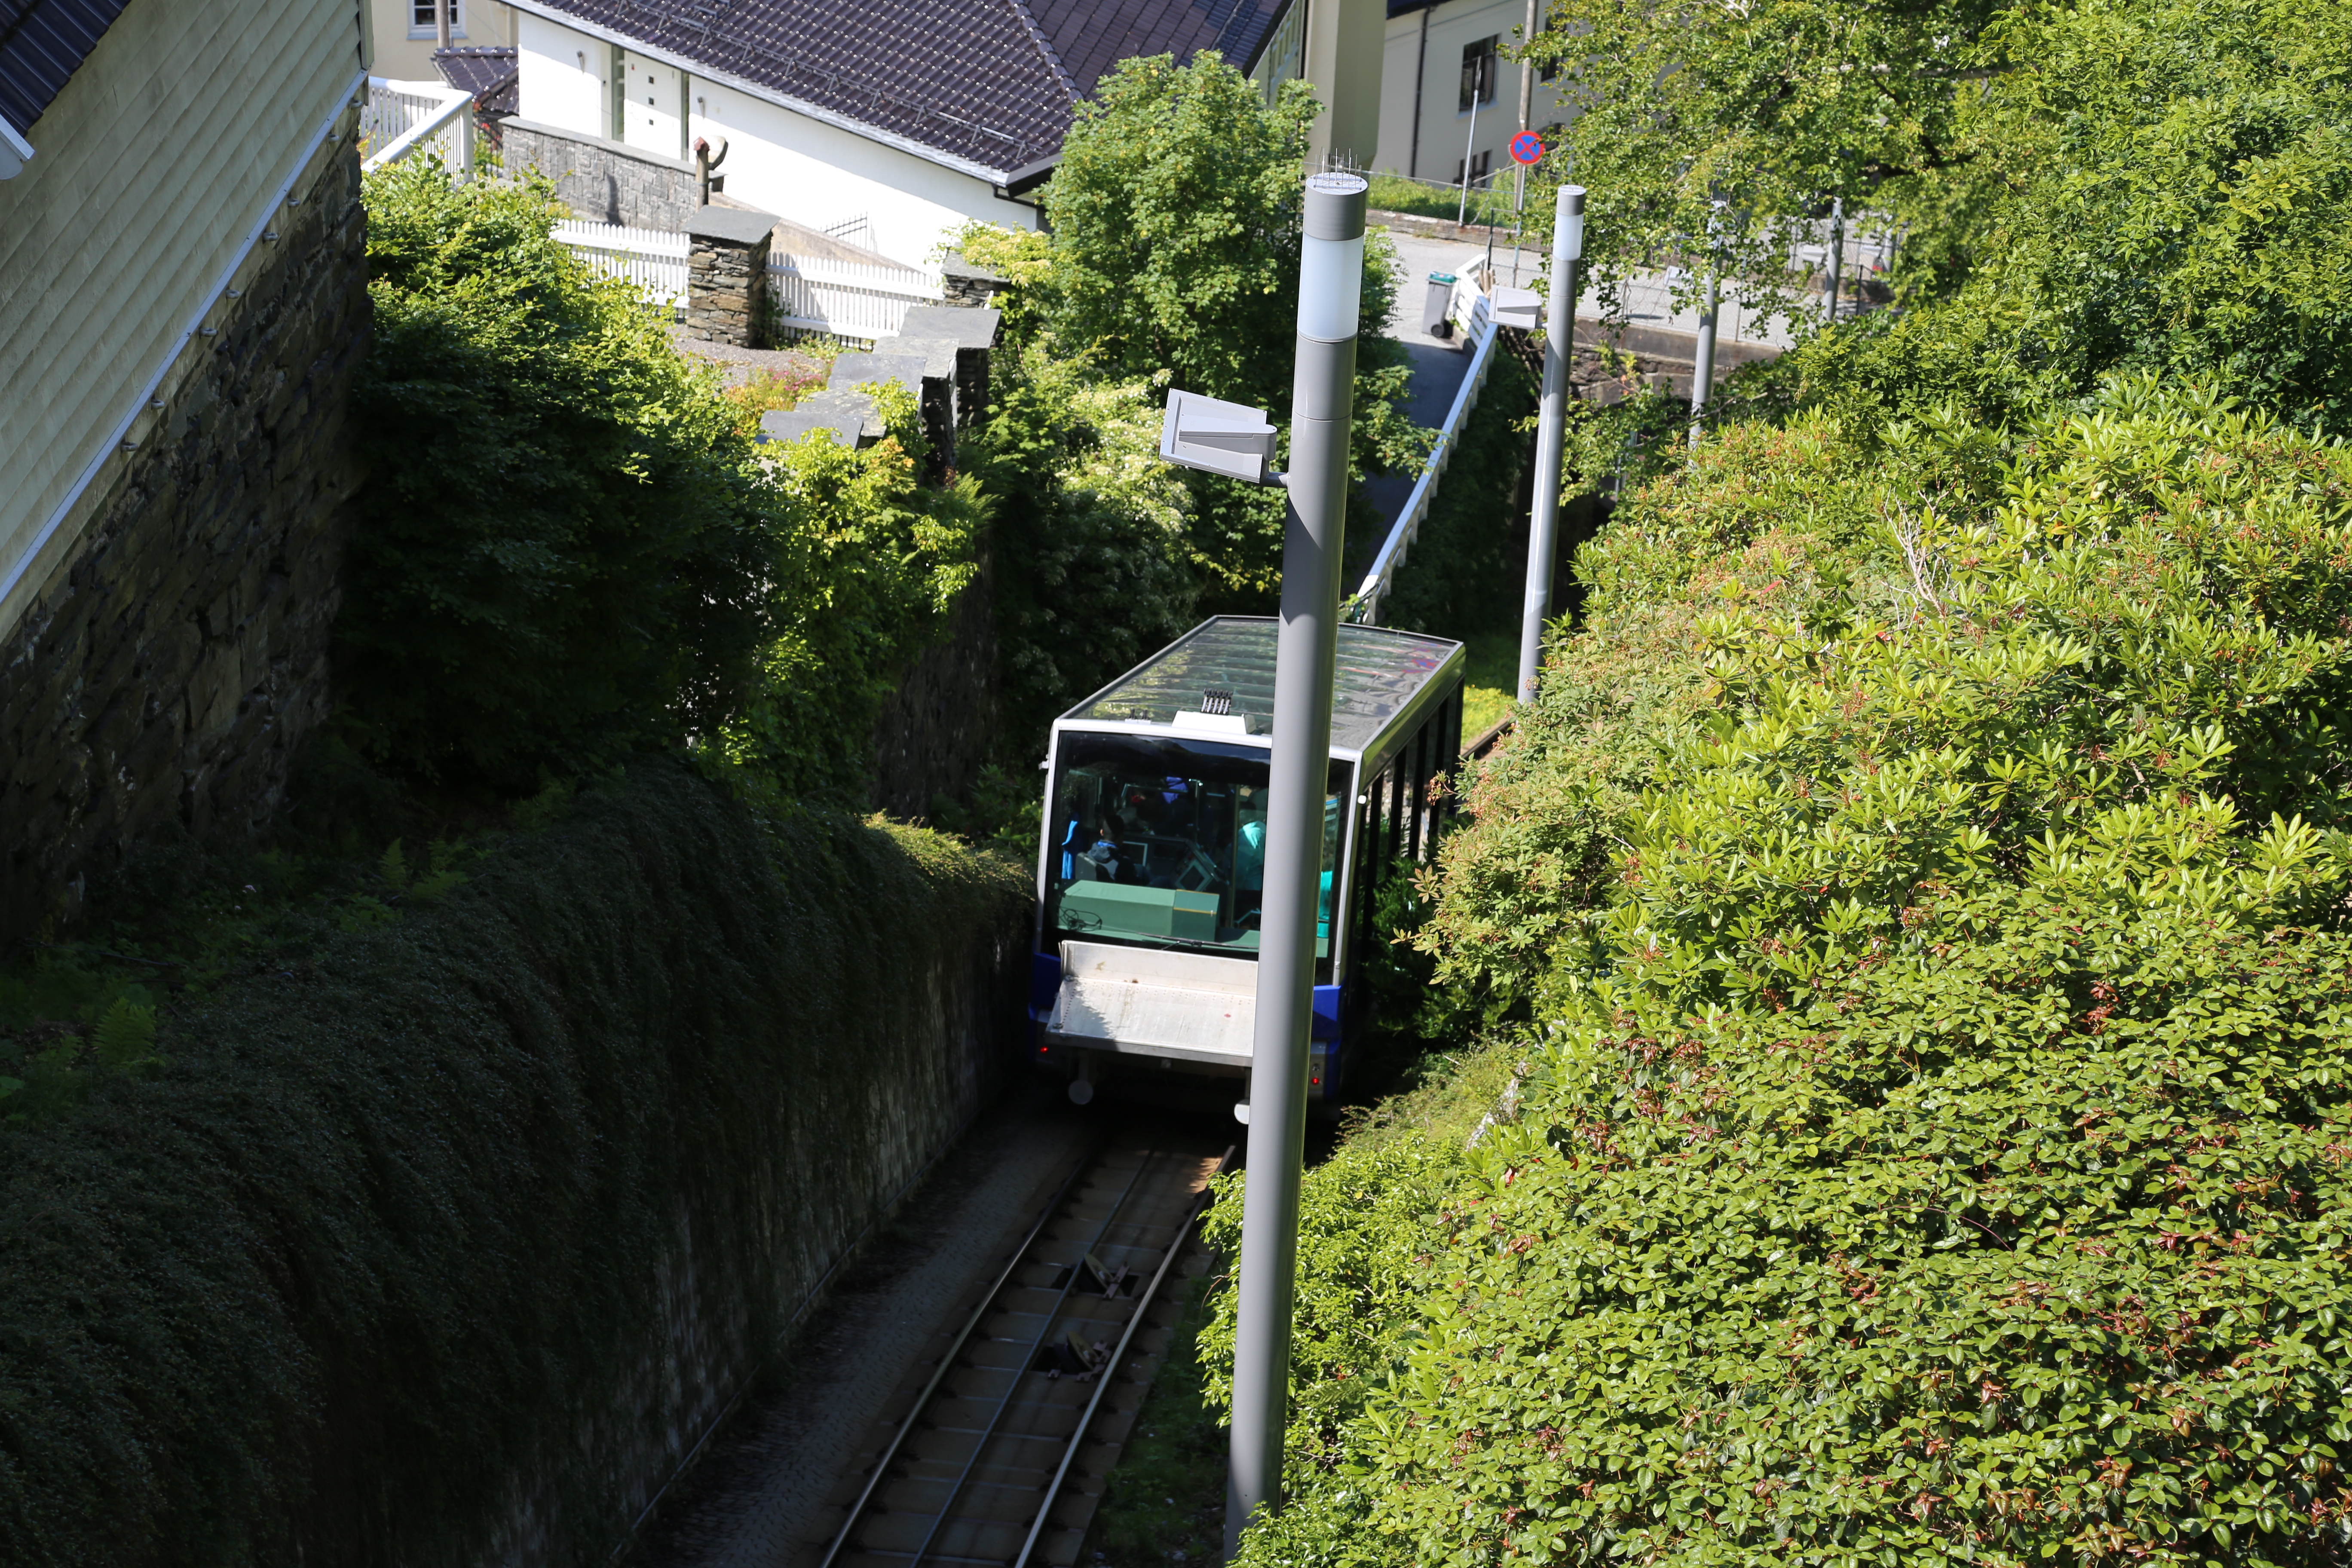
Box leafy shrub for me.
[0,763,1024,1566]
[346,162,773,790]
[1209,386,2352,1567]
[965,52,1423,618]
[717,382,987,801]
[964,346,1196,742]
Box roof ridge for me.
[998,0,1079,106]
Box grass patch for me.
[1363,172,1515,226]
[1456,628,1517,740]
[1084,1271,1228,1566]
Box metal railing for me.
[1347,287,1500,625]
[551,220,690,312]
[769,253,944,342]
[360,77,473,177]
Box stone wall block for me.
[0,107,370,943]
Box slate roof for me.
[0,0,129,130]
[1029,0,1286,101]
[511,0,1287,179]
[435,45,520,118]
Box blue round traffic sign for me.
[1509,131,1545,165]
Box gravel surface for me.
[625,1085,1096,1568]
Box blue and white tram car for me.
[1030,616,1467,1109]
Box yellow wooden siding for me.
[0,0,365,635]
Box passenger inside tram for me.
[1049,744,1343,956]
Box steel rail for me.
[814,1147,1100,1568]
[901,1148,1170,1568]
[1009,1145,1235,1568]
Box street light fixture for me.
[1160,169,1369,1560]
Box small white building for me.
[499,0,1349,270]
[1375,0,1573,190]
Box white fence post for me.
[551,221,692,313]
[766,254,946,343]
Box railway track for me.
[806,1137,1229,1568]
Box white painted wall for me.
[368,0,516,83]
[516,12,606,133]
[514,12,1036,267]
[1373,0,1576,186]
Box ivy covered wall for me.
[0,763,1027,1567]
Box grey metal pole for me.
[1225,171,1366,1560]
[1516,184,1584,704]
[436,0,452,51]
[1687,202,1722,450]
[1687,276,1718,449]
[1826,196,1844,324]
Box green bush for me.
[346,162,773,790]
[0,763,1024,1566]
[964,345,1197,742]
[963,52,1423,619]
[717,383,986,801]
[1206,387,2352,1566]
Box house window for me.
[1451,150,1493,187]
[408,0,464,38]
[1459,37,1498,113]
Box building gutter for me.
[0,112,32,178]
[500,0,1037,187]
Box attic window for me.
[409,0,465,37]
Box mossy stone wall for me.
[0,763,1028,1567]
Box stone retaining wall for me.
[0,109,368,945]
[501,116,698,229]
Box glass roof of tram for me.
[1058,617,1464,756]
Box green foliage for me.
[973,52,1424,616]
[718,381,988,800]
[1368,350,1537,636]
[347,161,774,790]
[1520,0,2004,322]
[0,763,1025,1566]
[964,344,1197,741]
[1244,904,2352,1567]
[1969,0,2352,432]
[1210,387,2352,1567]
[1044,52,1321,418]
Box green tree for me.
[1521,0,2008,318]
[1023,52,1422,608]
[348,162,772,791]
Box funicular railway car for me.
[1031,616,1466,1113]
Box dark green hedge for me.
[0,763,1024,1566]
[1372,347,1540,639]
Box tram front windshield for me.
[1044,731,1347,961]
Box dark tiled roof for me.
[435,45,520,117]
[518,0,1287,178]
[0,0,129,130]
[1029,0,1287,99]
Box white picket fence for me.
[546,221,942,337]
[1349,288,1500,625]
[552,221,691,311]
[360,78,474,176]
[769,254,944,342]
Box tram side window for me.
[1046,738,1348,958]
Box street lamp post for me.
[1150,173,1367,1556]
[1516,184,1585,704]
[1223,170,1367,1559]
[1688,199,1724,449]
